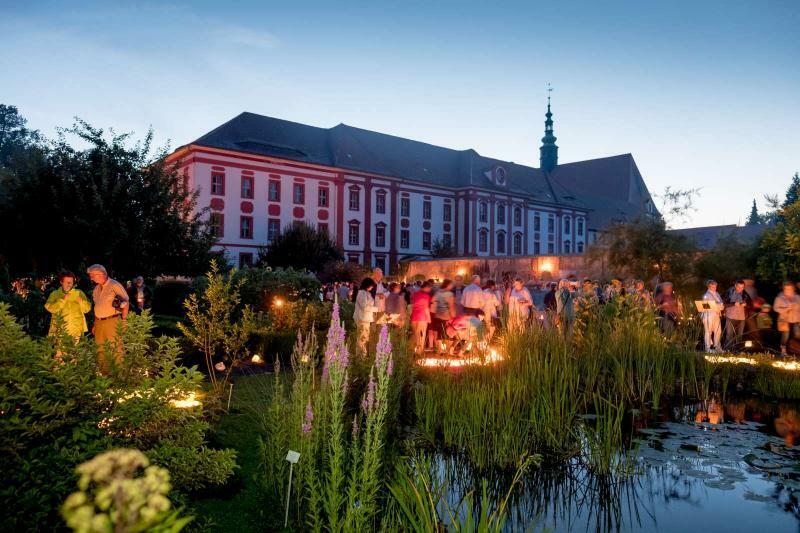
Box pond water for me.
[434,398,800,532]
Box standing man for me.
[774,281,800,357]
[724,280,751,351]
[87,264,129,373]
[126,276,152,314]
[370,268,388,314]
[460,275,484,316]
[701,280,724,353]
[453,275,465,315]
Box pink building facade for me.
[166,107,654,274]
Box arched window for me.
[564,240,571,254]
[513,233,523,255]
[479,201,488,223]
[479,229,488,252]
[577,217,584,235]
[564,216,571,234]
[497,203,506,225]
[497,231,506,254]
[577,241,584,253]
[513,207,522,226]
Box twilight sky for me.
[2,0,798,228]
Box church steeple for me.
[539,85,558,172]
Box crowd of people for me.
[37,266,153,372]
[321,271,800,359]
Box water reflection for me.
[426,397,800,532]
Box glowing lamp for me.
[251,354,262,364]
[274,298,284,308]
[457,268,466,276]
[170,392,201,409]
[744,341,753,349]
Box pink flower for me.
[361,371,376,414]
[301,401,314,435]
[352,414,360,436]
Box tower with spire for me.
[539,85,558,173]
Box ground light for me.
[704,354,800,371]
[417,347,503,368]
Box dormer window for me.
[494,166,507,186]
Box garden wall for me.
[403,254,613,283]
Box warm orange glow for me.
[251,354,263,364]
[704,355,758,365]
[457,268,467,276]
[773,360,800,371]
[274,298,284,308]
[418,348,503,368]
[170,392,202,409]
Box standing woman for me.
[507,278,534,331]
[410,281,433,355]
[44,271,92,351]
[353,277,378,355]
[555,279,575,337]
[431,279,457,351]
[701,280,724,353]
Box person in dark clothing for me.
[544,282,557,312]
[126,276,153,314]
[723,280,753,351]
[655,282,680,335]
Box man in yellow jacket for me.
[44,270,92,346]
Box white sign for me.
[285,450,300,464]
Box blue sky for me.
[2,0,798,228]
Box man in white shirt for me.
[371,268,389,313]
[461,275,484,316]
[87,264,129,374]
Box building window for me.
[534,240,541,255]
[240,216,253,239]
[241,175,254,199]
[497,203,505,225]
[534,213,541,232]
[400,230,409,249]
[268,180,280,202]
[349,223,359,246]
[547,214,555,234]
[423,200,431,219]
[548,242,555,254]
[443,203,452,222]
[267,218,280,243]
[497,231,506,254]
[442,234,452,249]
[374,255,386,274]
[375,225,386,247]
[479,201,488,223]
[376,191,386,214]
[239,252,253,269]
[211,173,225,195]
[479,230,488,253]
[577,218,584,235]
[513,207,522,226]
[564,216,571,234]
[318,222,329,235]
[513,233,522,255]
[422,232,431,250]
[349,189,360,211]
[209,213,224,238]
[293,183,305,204]
[347,253,359,263]
[318,187,329,207]
[400,197,410,217]
[577,242,584,253]
[564,240,572,254]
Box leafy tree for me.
[600,216,696,285]
[782,172,800,210]
[746,199,761,226]
[0,111,215,279]
[258,221,343,271]
[317,260,369,284]
[694,237,758,290]
[0,104,42,167]
[430,237,458,258]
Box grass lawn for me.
[192,372,284,532]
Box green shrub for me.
[152,280,193,317]
[0,304,236,531]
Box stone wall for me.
[403,254,613,283]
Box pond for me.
[432,397,800,532]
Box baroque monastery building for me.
[166,102,657,273]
